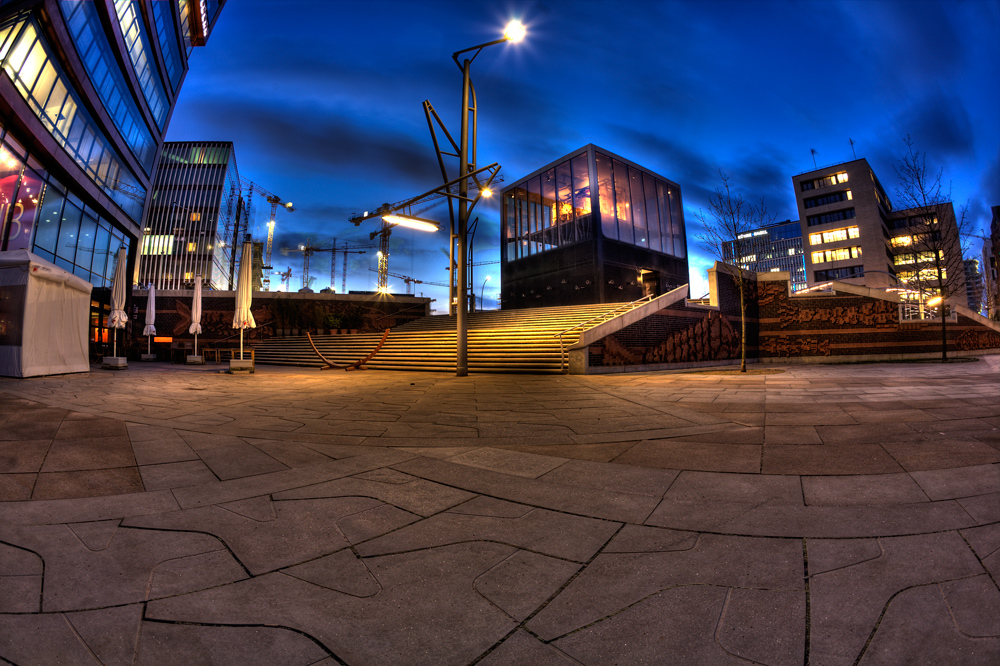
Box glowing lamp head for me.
[504,20,526,43]
[383,214,440,233]
[925,295,943,307]
[481,187,493,198]
[485,275,492,282]
[377,251,383,258]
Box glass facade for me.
[504,148,685,262]
[723,221,807,291]
[151,0,184,92]
[138,142,242,290]
[504,152,591,261]
[113,0,169,129]
[0,118,131,286]
[594,150,684,257]
[59,0,157,172]
[0,15,145,222]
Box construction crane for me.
[329,239,374,293]
[276,267,293,290]
[367,268,448,295]
[240,176,295,291]
[348,169,501,298]
[284,239,371,292]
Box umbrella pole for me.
[113,329,117,357]
[194,333,198,356]
[240,330,244,360]
[147,335,151,355]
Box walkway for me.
[1,358,998,664]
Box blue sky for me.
[167,0,1000,309]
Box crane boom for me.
[240,176,296,290]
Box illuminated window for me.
[812,246,862,264]
[809,233,822,245]
[187,241,196,252]
[836,172,848,183]
[811,226,860,244]
[141,234,174,255]
[184,272,193,280]
[788,248,797,256]
[891,236,911,247]
[190,212,201,222]
[894,251,943,266]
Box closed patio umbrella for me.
[106,247,128,357]
[189,275,202,355]
[143,283,156,355]
[232,239,255,360]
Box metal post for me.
[457,58,470,376]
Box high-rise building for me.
[722,219,806,292]
[0,0,224,342]
[793,158,895,288]
[500,144,688,309]
[138,141,243,290]
[793,158,965,306]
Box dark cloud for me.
[178,95,439,188]
[893,91,975,161]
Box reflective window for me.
[150,0,183,91]
[56,201,82,262]
[556,160,573,244]
[60,1,157,171]
[504,191,515,262]
[643,172,660,253]
[75,210,98,270]
[0,17,145,221]
[33,185,64,254]
[6,168,43,251]
[113,0,169,129]
[0,142,25,247]
[668,186,684,258]
[656,180,672,255]
[629,166,647,249]
[571,153,591,242]
[596,151,617,241]
[541,168,557,245]
[612,159,632,244]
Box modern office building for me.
[0,0,224,345]
[500,144,688,309]
[793,158,965,306]
[722,219,806,292]
[138,141,244,290]
[984,205,1000,318]
[793,158,895,288]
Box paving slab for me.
[2,360,1000,664]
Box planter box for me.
[186,355,204,365]
[141,354,156,361]
[228,359,254,374]
[102,356,127,370]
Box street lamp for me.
[452,20,524,376]
[480,275,491,310]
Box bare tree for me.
[696,172,772,373]
[892,136,971,361]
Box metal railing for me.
[553,295,657,373]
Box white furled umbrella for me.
[105,247,128,357]
[143,283,156,355]
[232,239,256,360]
[189,275,202,355]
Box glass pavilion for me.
[500,144,687,309]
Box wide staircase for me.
[253,301,641,373]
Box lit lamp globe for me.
[504,20,526,42]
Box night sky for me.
[166,0,1000,310]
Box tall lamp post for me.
[480,275,491,310]
[453,20,525,376]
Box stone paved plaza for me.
[1,358,999,665]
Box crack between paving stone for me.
[803,538,811,666]
[957,529,1000,598]
[140,618,346,665]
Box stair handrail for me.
[552,295,656,373]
